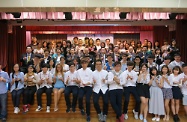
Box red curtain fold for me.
[176,20,187,63]
[153,26,169,46]
[0,21,8,69]
[8,26,26,72]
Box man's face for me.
[183,66,187,73]
[44,51,49,57]
[96,62,102,70]
[174,56,181,62]
[26,47,32,53]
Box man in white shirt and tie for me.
[120,61,140,120]
[77,58,93,122]
[93,59,109,122]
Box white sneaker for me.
[156,118,160,122]
[124,114,128,120]
[14,107,20,114]
[139,114,143,120]
[46,106,50,113]
[143,119,147,122]
[35,106,42,112]
[152,117,157,121]
[133,109,139,120]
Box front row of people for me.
[0,59,187,122]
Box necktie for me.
[27,55,30,62]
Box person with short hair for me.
[121,53,128,72]
[104,54,114,72]
[9,64,24,114]
[93,59,109,122]
[107,61,124,122]
[0,64,10,121]
[36,63,53,113]
[77,58,93,122]
[120,61,140,120]
[64,63,79,113]
[168,54,184,70]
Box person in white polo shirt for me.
[77,58,93,122]
[93,59,109,122]
[120,61,140,120]
[107,61,124,122]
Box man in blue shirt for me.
[0,64,9,121]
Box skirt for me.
[172,86,183,99]
[137,83,150,98]
[183,95,187,105]
[149,86,165,115]
[162,88,173,99]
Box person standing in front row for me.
[93,59,109,122]
[120,61,140,120]
[0,64,9,122]
[137,63,150,122]
[170,66,183,122]
[107,61,124,122]
[77,58,93,122]
[64,62,79,113]
[148,67,165,121]
[160,65,173,121]
[35,64,53,113]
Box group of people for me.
[0,36,187,122]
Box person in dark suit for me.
[40,49,51,66]
[112,46,121,62]
[20,46,35,73]
[138,46,149,63]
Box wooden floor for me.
[7,116,187,122]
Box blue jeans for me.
[0,93,7,119]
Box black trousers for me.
[123,86,140,114]
[23,86,37,105]
[64,86,79,109]
[109,89,123,118]
[78,86,92,116]
[11,88,24,107]
[93,90,109,115]
[36,86,52,107]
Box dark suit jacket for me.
[138,52,149,63]
[40,56,51,66]
[20,53,35,67]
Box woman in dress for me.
[160,65,173,121]
[53,64,65,111]
[137,63,150,122]
[148,67,165,121]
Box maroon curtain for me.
[176,20,187,63]
[153,26,169,46]
[0,21,8,70]
[8,26,26,72]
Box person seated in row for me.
[23,65,39,112]
[64,62,79,113]
[9,64,24,114]
[35,64,53,112]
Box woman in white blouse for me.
[170,66,183,122]
[137,63,150,122]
